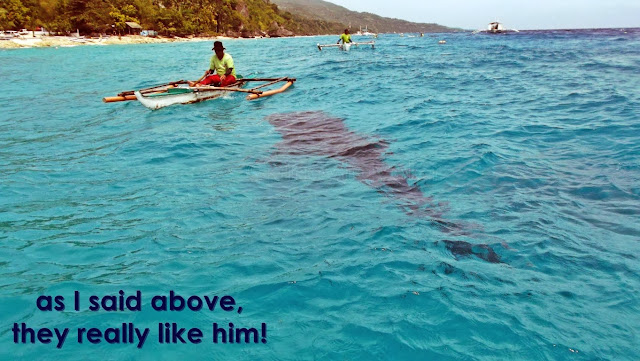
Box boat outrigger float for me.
[102,77,296,110]
[317,41,375,51]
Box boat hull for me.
[134,86,237,110]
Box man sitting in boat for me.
[337,29,353,45]
[191,41,236,87]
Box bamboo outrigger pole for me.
[103,94,138,103]
[246,79,295,100]
[103,80,188,103]
[191,86,262,94]
[118,80,188,96]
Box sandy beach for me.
[0,33,334,49]
[0,35,231,49]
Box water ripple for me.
[1,30,639,359]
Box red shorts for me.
[200,74,236,87]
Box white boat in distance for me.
[355,26,376,36]
[473,21,519,34]
[317,41,375,51]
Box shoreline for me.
[0,34,332,49]
[0,35,227,49]
[3,27,635,50]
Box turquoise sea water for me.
[1,29,639,360]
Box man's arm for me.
[221,55,234,80]
[220,67,232,82]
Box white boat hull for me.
[134,87,230,110]
[473,22,519,34]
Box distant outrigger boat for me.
[473,21,519,34]
[317,41,375,51]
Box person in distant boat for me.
[191,41,236,87]
[337,29,352,45]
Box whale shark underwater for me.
[266,111,503,264]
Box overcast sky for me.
[324,0,639,30]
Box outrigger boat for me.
[103,77,296,110]
[317,41,375,51]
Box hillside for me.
[1,0,456,37]
[0,0,343,37]
[271,0,459,33]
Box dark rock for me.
[240,30,254,38]
[268,27,294,38]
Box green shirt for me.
[339,34,351,43]
[209,53,236,77]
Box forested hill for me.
[0,0,344,37]
[271,0,459,33]
[0,0,456,36]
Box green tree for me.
[2,0,352,36]
[109,4,138,33]
[0,0,29,29]
[0,8,8,29]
